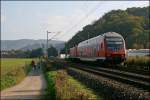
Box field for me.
[1,58,33,90]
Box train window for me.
[106,37,122,41]
[107,41,123,44]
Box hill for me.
[66,6,149,50]
[1,39,65,51]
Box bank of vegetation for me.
[125,56,150,66]
[43,60,102,100]
[65,6,149,51]
[1,58,33,90]
[122,56,150,75]
[43,59,150,100]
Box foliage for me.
[43,60,102,100]
[125,56,150,66]
[55,70,102,100]
[44,71,56,100]
[66,6,149,50]
[1,50,31,58]
[2,48,44,58]
[47,46,58,57]
[124,56,150,72]
[30,48,44,58]
[1,58,32,91]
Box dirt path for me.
[1,68,47,100]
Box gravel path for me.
[1,68,47,100]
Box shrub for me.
[124,56,150,71]
[44,71,56,100]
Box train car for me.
[70,46,78,57]
[69,32,126,64]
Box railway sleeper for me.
[73,66,150,91]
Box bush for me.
[44,71,56,100]
[124,56,150,71]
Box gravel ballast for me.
[67,67,150,100]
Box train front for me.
[104,32,126,64]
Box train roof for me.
[78,32,122,47]
[78,35,102,47]
[103,32,122,37]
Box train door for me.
[98,38,105,58]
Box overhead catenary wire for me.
[48,31,61,40]
[52,2,90,40]
[56,1,102,41]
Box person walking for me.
[31,60,36,70]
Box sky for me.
[1,1,149,41]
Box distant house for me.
[1,51,9,55]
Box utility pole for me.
[46,31,61,58]
[46,31,51,57]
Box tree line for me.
[66,6,149,50]
[1,46,58,58]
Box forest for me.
[66,6,149,50]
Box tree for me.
[47,46,58,57]
[30,48,43,58]
[66,6,149,49]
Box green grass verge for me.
[66,75,102,100]
[43,60,103,100]
[44,71,56,100]
[1,58,33,91]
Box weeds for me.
[44,71,56,100]
[43,60,102,100]
[124,56,150,72]
[125,56,150,66]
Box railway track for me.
[48,58,150,91]
[47,58,150,99]
[70,63,150,91]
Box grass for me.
[56,70,102,100]
[44,71,56,100]
[0,58,34,91]
[43,60,103,100]
[125,56,150,66]
[123,56,150,74]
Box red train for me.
[69,32,126,64]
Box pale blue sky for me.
[1,1,149,41]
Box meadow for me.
[1,58,33,90]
